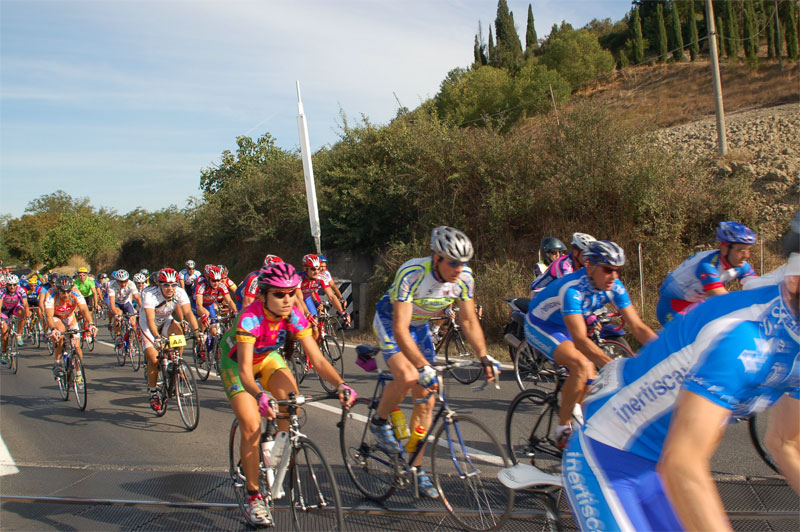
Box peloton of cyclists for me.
[530,232,596,295]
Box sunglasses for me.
[599,265,620,274]
[269,290,294,299]
[162,283,179,288]
[439,257,466,268]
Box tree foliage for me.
[631,7,645,64]
[540,28,615,88]
[656,3,669,61]
[669,1,685,61]
[493,0,523,70]
[525,3,538,53]
[687,1,700,60]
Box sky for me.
[1,0,632,218]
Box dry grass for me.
[573,60,799,130]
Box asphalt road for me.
[0,323,796,531]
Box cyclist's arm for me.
[328,278,344,300]
[294,290,309,318]
[765,395,800,492]
[222,293,236,312]
[109,293,120,315]
[144,307,160,339]
[616,304,657,345]
[195,293,208,317]
[133,292,142,308]
[323,286,348,322]
[456,300,486,357]
[22,297,30,317]
[658,390,732,531]
[392,300,429,369]
[44,305,57,330]
[563,313,612,367]
[300,334,345,387]
[179,302,201,333]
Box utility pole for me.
[774,0,783,71]
[705,0,728,156]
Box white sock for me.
[555,424,571,438]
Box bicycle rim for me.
[229,419,274,527]
[73,356,87,411]
[339,397,397,502]
[506,389,562,474]
[431,414,514,531]
[130,335,142,372]
[87,333,95,352]
[600,339,634,361]
[290,437,344,532]
[319,337,343,393]
[445,330,481,384]
[9,344,18,374]
[175,361,199,430]
[749,412,778,473]
[115,339,125,366]
[293,345,307,385]
[193,341,211,381]
[57,358,70,400]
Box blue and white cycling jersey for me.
[583,284,800,463]
[659,249,756,303]
[179,269,201,290]
[526,268,632,329]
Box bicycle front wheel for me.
[600,338,634,360]
[444,329,482,384]
[749,412,778,473]
[115,338,125,366]
[175,360,199,430]
[339,397,398,502]
[57,358,70,400]
[319,337,343,393]
[325,317,346,353]
[292,344,307,386]
[505,389,562,474]
[290,437,344,532]
[431,414,514,531]
[130,333,142,372]
[9,341,19,374]
[193,339,211,382]
[72,356,87,411]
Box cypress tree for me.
[724,0,739,60]
[525,3,538,52]
[743,0,759,66]
[688,0,700,60]
[717,15,726,58]
[488,26,495,65]
[632,7,645,64]
[494,0,523,69]
[766,5,775,59]
[474,34,482,66]
[657,3,669,61]
[782,0,799,60]
[670,1,685,60]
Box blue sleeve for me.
[610,280,632,310]
[697,253,724,291]
[738,262,756,281]
[561,286,583,316]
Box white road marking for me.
[0,432,19,476]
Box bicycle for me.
[1,318,21,374]
[151,333,199,431]
[314,306,344,393]
[53,328,89,410]
[114,313,142,371]
[22,313,43,349]
[77,312,95,352]
[321,300,347,352]
[743,411,778,473]
[497,462,563,532]
[431,304,484,385]
[194,311,234,380]
[339,346,513,531]
[229,392,344,530]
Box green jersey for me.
[74,277,96,299]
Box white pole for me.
[638,243,645,312]
[296,81,322,254]
[704,0,728,155]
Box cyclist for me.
[525,240,656,448]
[530,232,595,295]
[1,274,30,354]
[193,264,236,348]
[138,269,151,287]
[237,255,283,310]
[369,226,499,498]
[564,250,799,531]
[44,275,97,371]
[299,254,350,335]
[532,237,568,278]
[179,260,201,293]
[219,262,356,526]
[73,267,99,318]
[218,265,237,295]
[318,255,346,308]
[132,273,148,307]
[109,270,142,344]
[140,268,202,412]
[657,221,757,325]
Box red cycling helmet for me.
[302,254,320,269]
[258,263,301,290]
[158,268,179,284]
[263,254,283,268]
[205,265,223,281]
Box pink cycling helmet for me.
[258,263,301,290]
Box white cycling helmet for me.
[6,274,19,285]
[185,260,196,269]
[114,270,130,281]
[571,232,596,252]
[430,226,474,262]
[132,273,147,283]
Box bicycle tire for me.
[229,419,275,528]
[35,323,42,349]
[319,337,343,393]
[73,355,87,411]
[8,341,18,374]
[86,332,95,352]
[114,336,125,366]
[505,389,563,475]
[57,356,70,401]
[130,333,142,372]
[292,344,307,386]
[444,328,482,384]
[193,339,211,382]
[325,317,346,354]
[339,397,398,502]
[175,360,199,430]
[289,437,344,531]
[431,413,514,531]
[213,340,221,377]
[749,412,778,473]
[47,335,55,356]
[514,343,560,394]
[599,338,634,360]
[154,362,169,417]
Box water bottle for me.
[63,351,70,371]
[390,409,410,440]
[272,431,289,465]
[405,425,427,453]
[261,419,278,467]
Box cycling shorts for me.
[139,318,174,350]
[304,295,318,318]
[372,309,436,364]
[115,301,135,316]
[524,316,571,362]
[1,304,24,319]
[563,426,684,532]
[27,296,39,307]
[655,295,698,326]
[192,301,217,321]
[219,349,289,400]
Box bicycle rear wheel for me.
[290,437,344,531]
[193,339,212,381]
[444,329,482,384]
[600,338,634,360]
[229,419,274,527]
[431,414,514,531]
[73,355,87,411]
[339,397,398,502]
[505,389,562,475]
[175,360,199,430]
[514,343,560,395]
[319,337,343,393]
[749,412,778,473]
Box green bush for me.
[540,29,616,88]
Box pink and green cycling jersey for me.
[0,286,27,311]
[222,301,312,364]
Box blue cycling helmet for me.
[318,255,327,262]
[716,221,756,245]
[584,240,626,267]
